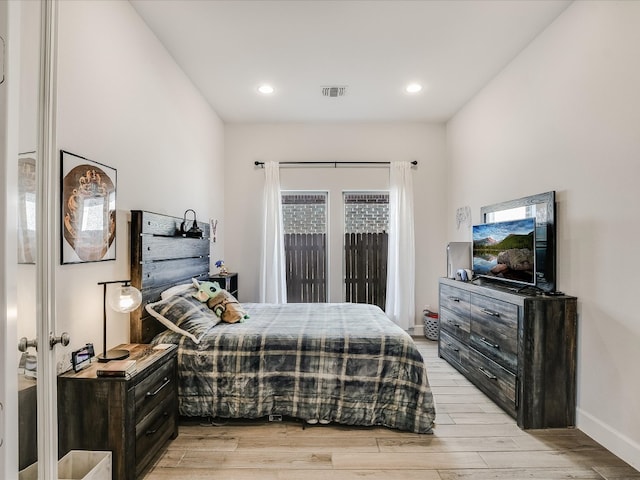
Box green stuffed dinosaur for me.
[192,278,249,323]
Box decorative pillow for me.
[145,290,221,344]
[160,283,194,300]
[206,289,249,324]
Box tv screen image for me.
[472,217,536,286]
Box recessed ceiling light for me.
[257,84,275,95]
[405,83,423,94]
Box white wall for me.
[224,123,447,332]
[447,1,640,469]
[52,1,224,366]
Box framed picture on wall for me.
[60,150,117,264]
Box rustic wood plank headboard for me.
[129,210,210,344]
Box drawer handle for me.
[448,321,461,328]
[146,411,170,436]
[448,296,461,302]
[446,342,460,353]
[480,337,500,349]
[481,308,500,317]
[146,377,171,397]
[478,367,498,380]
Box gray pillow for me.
[145,288,220,344]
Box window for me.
[281,192,327,302]
[343,192,388,309]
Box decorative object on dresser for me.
[71,343,95,372]
[97,280,142,362]
[438,277,577,429]
[214,258,229,275]
[446,241,471,279]
[58,343,178,480]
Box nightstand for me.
[209,272,238,298]
[58,343,178,479]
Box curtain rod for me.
[254,160,417,168]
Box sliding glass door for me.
[343,192,389,309]
[280,189,389,309]
[282,192,328,302]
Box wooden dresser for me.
[58,343,178,479]
[438,277,577,429]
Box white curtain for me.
[259,161,287,303]
[385,161,415,330]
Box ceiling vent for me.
[321,86,347,98]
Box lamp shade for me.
[107,284,142,313]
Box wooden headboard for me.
[129,210,210,344]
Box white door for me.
[2,1,61,478]
[1,2,22,477]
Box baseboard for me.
[577,407,640,470]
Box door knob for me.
[18,337,37,352]
[49,332,70,349]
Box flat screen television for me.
[472,217,536,287]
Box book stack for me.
[96,359,137,378]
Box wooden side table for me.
[58,343,178,479]
[209,272,238,298]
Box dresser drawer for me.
[135,393,177,477]
[470,294,518,371]
[439,330,468,373]
[467,348,517,417]
[440,307,470,343]
[135,357,175,421]
[440,284,471,318]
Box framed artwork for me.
[60,150,117,264]
[18,152,37,264]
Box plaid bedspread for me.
[152,302,435,433]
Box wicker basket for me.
[423,314,439,341]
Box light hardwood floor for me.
[143,338,640,479]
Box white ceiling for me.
[130,0,572,123]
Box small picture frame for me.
[60,150,117,264]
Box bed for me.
[129,210,435,433]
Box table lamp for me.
[97,280,142,362]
